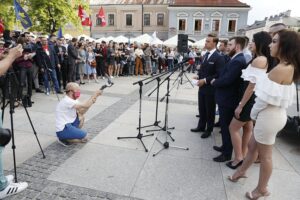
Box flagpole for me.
[89,14,92,37]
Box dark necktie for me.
[203,51,210,63]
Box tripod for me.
[117,81,154,152]
[172,63,194,89]
[153,75,189,156]
[1,71,45,183]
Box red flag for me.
[0,19,4,34]
[97,7,106,27]
[78,5,92,26]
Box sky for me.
[239,0,300,25]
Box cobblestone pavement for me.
[5,83,158,200]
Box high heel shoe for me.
[245,189,270,200]
[228,173,247,182]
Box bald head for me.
[66,82,79,93]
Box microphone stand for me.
[139,71,169,130]
[117,74,163,152]
[153,72,189,157]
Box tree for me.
[26,0,88,34]
[0,0,16,30]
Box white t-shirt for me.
[56,96,78,132]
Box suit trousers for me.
[198,92,216,132]
[219,105,234,157]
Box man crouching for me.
[56,82,102,146]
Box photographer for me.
[15,36,35,107]
[0,45,28,198]
[56,82,102,146]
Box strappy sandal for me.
[228,172,247,182]
[245,189,270,200]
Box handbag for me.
[281,82,300,134]
[90,60,97,68]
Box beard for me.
[228,48,236,57]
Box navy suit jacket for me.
[198,50,225,95]
[213,53,247,108]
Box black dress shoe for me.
[57,91,64,94]
[201,131,211,138]
[213,145,223,152]
[196,115,200,118]
[35,88,44,93]
[226,160,243,170]
[190,128,205,132]
[213,154,231,162]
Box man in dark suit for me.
[191,33,225,138]
[55,37,68,89]
[67,38,79,82]
[211,36,247,162]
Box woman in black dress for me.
[226,31,273,169]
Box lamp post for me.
[141,1,144,35]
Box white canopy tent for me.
[163,35,194,47]
[193,38,206,48]
[114,35,129,43]
[150,37,163,45]
[132,33,153,44]
[105,36,115,43]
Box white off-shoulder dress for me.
[250,73,295,145]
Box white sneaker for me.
[0,182,28,199]
[5,175,14,184]
[95,79,99,83]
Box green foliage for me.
[0,0,89,34]
[28,0,88,34]
[0,0,16,30]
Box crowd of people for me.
[192,23,300,199]
[1,22,300,199]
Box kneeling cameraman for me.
[56,82,102,146]
[0,44,28,199]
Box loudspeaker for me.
[177,34,188,53]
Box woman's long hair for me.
[277,30,300,81]
[252,31,273,72]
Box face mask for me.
[73,91,81,99]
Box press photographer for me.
[0,44,28,199]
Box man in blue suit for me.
[191,33,225,138]
[211,36,247,162]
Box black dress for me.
[235,80,256,122]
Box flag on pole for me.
[78,5,92,26]
[97,7,106,27]
[13,0,32,29]
[0,19,4,34]
[57,27,63,38]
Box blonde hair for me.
[65,82,79,93]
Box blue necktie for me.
[203,52,210,63]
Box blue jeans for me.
[56,117,87,140]
[43,68,60,93]
[167,59,174,71]
[152,61,158,74]
[0,112,8,191]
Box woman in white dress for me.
[229,30,300,199]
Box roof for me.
[169,0,250,7]
[90,0,168,5]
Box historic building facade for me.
[168,0,250,41]
[85,0,250,41]
[90,0,169,39]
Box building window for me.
[144,13,150,26]
[212,19,220,32]
[228,19,236,32]
[96,14,102,26]
[178,19,186,31]
[108,14,114,26]
[194,19,202,31]
[157,13,164,26]
[126,14,132,26]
